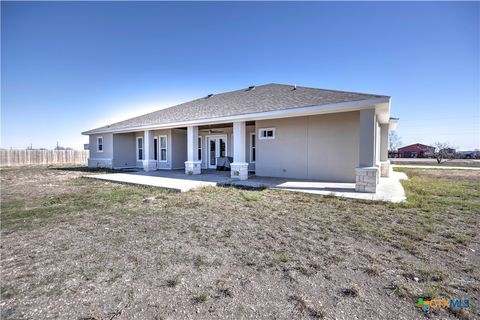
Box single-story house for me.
[82,83,398,193]
[398,143,435,158]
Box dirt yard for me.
[1,167,479,319]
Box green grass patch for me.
[240,191,262,202]
[0,180,172,232]
[396,168,480,213]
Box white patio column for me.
[379,123,391,177]
[185,126,201,175]
[231,121,248,180]
[355,109,379,193]
[142,130,156,171]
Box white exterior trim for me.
[389,118,399,130]
[136,136,144,161]
[88,157,112,161]
[96,136,103,152]
[82,97,390,135]
[158,135,168,162]
[233,122,246,163]
[258,128,275,140]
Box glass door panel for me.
[219,138,226,157]
[209,139,216,167]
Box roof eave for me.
[82,96,391,135]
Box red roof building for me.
[398,143,435,158]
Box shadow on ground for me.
[51,166,138,173]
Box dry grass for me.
[0,166,478,319]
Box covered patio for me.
[86,169,407,202]
[85,84,399,195]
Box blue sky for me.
[1,1,479,150]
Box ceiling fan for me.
[208,129,224,134]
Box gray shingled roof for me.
[84,83,388,134]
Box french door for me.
[207,136,227,169]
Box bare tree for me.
[388,131,402,152]
[433,142,452,164]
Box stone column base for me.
[142,160,157,172]
[230,162,249,180]
[355,166,379,193]
[380,161,391,177]
[185,161,202,175]
[88,158,113,169]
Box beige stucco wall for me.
[255,111,360,182]
[89,133,113,159]
[112,133,136,168]
[359,109,376,167]
[171,129,187,169]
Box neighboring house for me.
[388,150,399,158]
[82,83,398,193]
[441,148,456,158]
[398,143,435,158]
[457,150,480,159]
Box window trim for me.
[250,132,256,163]
[258,128,275,140]
[136,137,144,161]
[158,135,168,162]
[197,136,203,161]
[96,136,104,153]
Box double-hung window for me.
[159,135,167,162]
[137,137,144,160]
[97,136,103,152]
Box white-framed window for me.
[159,135,167,162]
[198,136,202,161]
[259,128,275,140]
[153,137,158,161]
[97,136,104,152]
[137,137,144,161]
[250,133,256,163]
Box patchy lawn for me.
[1,166,479,320]
[391,158,480,168]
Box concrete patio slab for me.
[225,170,407,202]
[86,172,218,192]
[86,169,408,202]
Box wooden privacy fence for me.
[0,149,89,167]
